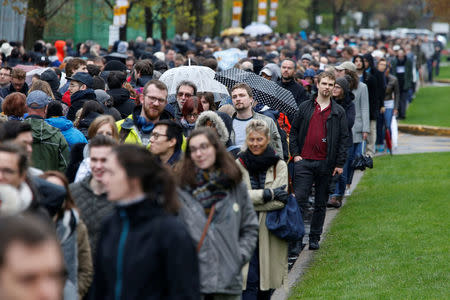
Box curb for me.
[271,170,365,300]
[398,124,450,137]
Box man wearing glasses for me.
[0,66,12,89]
[171,80,197,120]
[0,68,28,100]
[116,79,173,147]
[149,120,184,167]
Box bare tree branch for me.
[47,0,72,20]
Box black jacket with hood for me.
[67,89,96,121]
[107,88,135,119]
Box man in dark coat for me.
[0,68,28,99]
[289,71,350,250]
[66,72,96,121]
[278,59,309,108]
[89,144,200,300]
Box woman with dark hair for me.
[176,127,258,299]
[328,77,355,208]
[236,120,289,300]
[75,100,104,138]
[197,91,216,111]
[90,144,200,299]
[40,171,93,300]
[181,96,204,137]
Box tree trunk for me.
[241,0,254,28]
[213,0,222,37]
[145,6,154,38]
[362,11,370,28]
[310,0,319,32]
[193,0,204,36]
[332,5,343,34]
[160,0,168,41]
[23,0,47,49]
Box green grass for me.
[289,152,450,299]
[435,65,450,80]
[401,86,450,127]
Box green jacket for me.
[25,116,70,172]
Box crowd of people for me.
[0,31,444,300]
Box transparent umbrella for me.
[159,66,229,103]
[244,22,273,37]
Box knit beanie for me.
[335,77,349,95]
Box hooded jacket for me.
[90,197,200,300]
[107,87,135,119]
[24,115,70,172]
[178,182,258,295]
[289,94,350,169]
[46,116,88,150]
[67,89,96,122]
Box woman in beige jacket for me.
[237,120,289,299]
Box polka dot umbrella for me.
[215,68,298,118]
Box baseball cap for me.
[66,72,93,89]
[335,61,356,72]
[27,90,51,109]
[259,68,273,77]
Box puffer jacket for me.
[24,115,70,172]
[45,116,87,150]
[69,176,114,259]
[177,182,259,295]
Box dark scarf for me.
[190,168,233,209]
[238,146,279,177]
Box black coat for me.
[67,89,96,121]
[107,88,135,119]
[289,95,350,169]
[278,79,309,108]
[333,91,355,146]
[89,197,200,300]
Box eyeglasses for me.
[177,92,193,98]
[150,132,167,140]
[187,113,199,119]
[189,143,212,154]
[145,95,166,104]
[0,73,10,77]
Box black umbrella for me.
[215,68,298,117]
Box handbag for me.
[352,141,373,170]
[197,203,216,252]
[265,194,305,241]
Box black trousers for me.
[293,159,332,239]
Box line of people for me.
[0,32,432,300]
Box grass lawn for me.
[289,152,450,299]
[435,65,450,81]
[401,86,450,127]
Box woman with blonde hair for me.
[237,119,289,300]
[28,79,55,99]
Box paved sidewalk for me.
[271,133,450,300]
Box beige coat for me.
[237,159,288,291]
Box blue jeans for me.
[426,58,433,82]
[346,142,363,187]
[376,108,393,145]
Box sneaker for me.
[327,196,341,208]
[344,188,351,196]
[309,240,320,250]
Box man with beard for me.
[289,71,349,250]
[231,83,283,158]
[278,59,309,108]
[116,80,173,147]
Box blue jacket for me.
[46,117,87,150]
